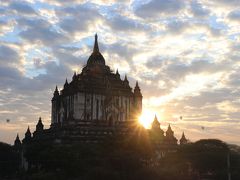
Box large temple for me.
[14,34,188,157]
[51,34,142,127]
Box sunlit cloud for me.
[145,73,223,106]
[217,100,239,113]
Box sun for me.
[138,109,156,129]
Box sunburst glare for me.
[138,109,156,129]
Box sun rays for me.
[138,109,156,129]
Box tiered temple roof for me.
[57,34,133,97]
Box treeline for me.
[0,132,240,180]
[0,142,20,178]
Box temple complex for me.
[13,35,188,167]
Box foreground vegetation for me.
[0,131,240,180]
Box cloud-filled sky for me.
[0,0,240,145]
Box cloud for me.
[9,1,36,15]
[58,5,103,35]
[166,19,189,34]
[0,45,19,64]
[17,18,69,46]
[190,0,210,17]
[40,0,129,6]
[135,0,185,18]
[217,100,239,113]
[39,0,87,6]
[145,58,228,82]
[208,0,240,7]
[107,15,149,32]
[228,10,240,22]
[0,20,15,36]
[226,70,240,88]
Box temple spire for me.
[86,34,105,66]
[25,126,31,138]
[116,69,120,78]
[16,133,20,141]
[167,124,172,131]
[36,117,44,132]
[14,133,21,149]
[93,33,99,53]
[124,75,128,81]
[53,85,59,98]
[64,78,68,89]
[72,71,77,81]
[136,81,139,88]
[152,114,160,128]
[134,80,142,97]
[180,132,188,145]
[27,126,31,134]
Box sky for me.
[0,0,240,145]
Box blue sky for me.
[0,0,240,145]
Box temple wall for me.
[73,93,85,120]
[92,94,104,120]
[52,92,138,124]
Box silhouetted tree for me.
[0,142,20,177]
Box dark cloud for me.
[0,65,23,82]
[40,0,87,5]
[0,45,19,64]
[135,0,185,18]
[145,57,167,69]
[182,88,236,108]
[0,61,71,94]
[9,1,36,15]
[166,19,189,34]
[0,46,73,94]
[0,45,25,92]
[58,5,103,34]
[146,58,228,81]
[20,29,68,46]
[208,26,222,36]
[16,18,69,46]
[107,15,149,32]
[228,10,240,21]
[230,42,240,52]
[226,70,240,88]
[51,46,86,67]
[29,62,73,91]
[0,7,6,14]
[166,20,223,36]
[17,18,49,29]
[103,42,138,60]
[190,0,209,17]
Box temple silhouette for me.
[14,34,188,169]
